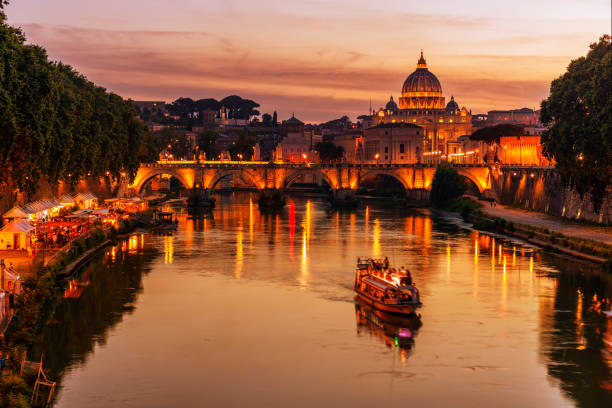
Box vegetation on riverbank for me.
[0,216,146,406]
[539,35,612,211]
[0,3,158,200]
[435,191,612,272]
[430,166,467,206]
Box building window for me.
[384,146,388,153]
[399,144,405,153]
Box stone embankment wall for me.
[0,177,118,216]
[493,168,611,224]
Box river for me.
[39,193,612,407]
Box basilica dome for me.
[398,52,445,112]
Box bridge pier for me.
[257,188,287,209]
[405,188,430,206]
[330,188,358,208]
[187,188,216,208]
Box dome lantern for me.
[399,51,445,112]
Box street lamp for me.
[237,153,243,162]
[374,153,380,163]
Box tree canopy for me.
[469,124,524,143]
[228,130,257,160]
[314,142,344,163]
[158,128,193,159]
[161,95,260,128]
[0,11,157,197]
[540,35,612,210]
[197,130,219,160]
[430,165,467,205]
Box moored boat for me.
[354,257,421,315]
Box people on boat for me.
[383,257,389,270]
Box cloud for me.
[18,23,561,122]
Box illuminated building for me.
[362,123,424,163]
[498,135,553,166]
[367,51,473,161]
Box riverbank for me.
[0,214,155,405]
[444,197,612,270]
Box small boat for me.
[152,211,178,233]
[354,257,421,315]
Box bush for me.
[430,165,468,205]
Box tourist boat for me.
[354,257,421,315]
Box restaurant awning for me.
[0,220,34,233]
[3,206,28,219]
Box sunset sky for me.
[6,0,611,122]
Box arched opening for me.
[209,170,261,193]
[139,173,189,196]
[460,176,482,198]
[358,173,407,198]
[282,170,332,193]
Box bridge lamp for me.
[375,153,380,160]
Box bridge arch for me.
[456,168,490,194]
[208,169,265,192]
[357,170,411,191]
[132,168,193,194]
[281,168,334,190]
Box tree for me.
[157,127,192,159]
[469,124,524,143]
[262,113,272,126]
[540,35,612,210]
[0,10,157,197]
[197,130,219,160]
[314,142,344,162]
[229,130,257,160]
[272,111,278,127]
[430,165,467,205]
[220,95,260,119]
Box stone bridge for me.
[130,161,495,204]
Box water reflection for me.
[538,256,612,404]
[355,299,421,352]
[40,193,612,407]
[41,241,156,389]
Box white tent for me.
[0,220,34,250]
[3,206,28,222]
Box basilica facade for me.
[365,52,473,160]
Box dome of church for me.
[401,52,443,95]
[445,96,459,112]
[399,51,445,112]
[385,96,398,112]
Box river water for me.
[40,193,612,407]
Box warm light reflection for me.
[235,226,243,279]
[164,235,174,264]
[299,201,312,287]
[502,255,507,311]
[373,218,380,256]
[446,243,451,282]
[249,198,254,244]
[576,290,586,350]
[289,200,295,260]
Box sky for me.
[5,0,611,123]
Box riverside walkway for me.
[477,200,612,246]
